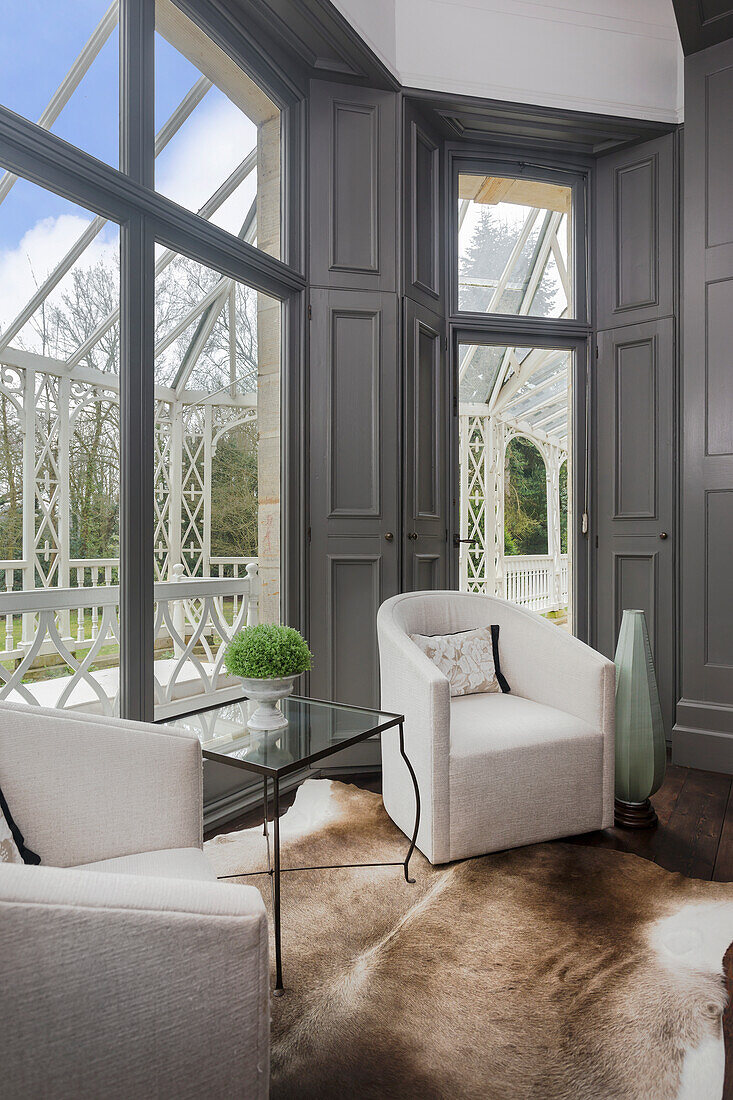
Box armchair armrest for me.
[0,863,269,1099]
[0,701,202,866]
[498,610,615,731]
[377,603,452,862]
[497,608,615,827]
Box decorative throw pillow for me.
[410,624,511,698]
[0,785,40,865]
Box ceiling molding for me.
[405,88,677,158]
[217,0,399,90]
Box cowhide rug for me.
[205,780,733,1100]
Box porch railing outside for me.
[0,559,258,719]
[503,554,569,613]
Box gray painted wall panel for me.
[308,288,399,708]
[674,39,733,773]
[597,319,675,735]
[309,80,397,291]
[402,100,444,312]
[414,128,439,295]
[613,552,658,643]
[403,299,448,590]
[330,308,380,514]
[706,65,733,248]
[329,552,382,706]
[331,102,378,272]
[705,278,733,455]
[616,157,657,311]
[705,490,733,667]
[595,135,674,330]
[614,335,657,518]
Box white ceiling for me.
[332,0,684,123]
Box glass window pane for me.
[0,1,119,167]
[458,342,572,630]
[155,0,281,259]
[0,173,121,713]
[153,247,281,716]
[457,175,573,318]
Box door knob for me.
[384,532,394,541]
[659,532,668,540]
[407,532,418,541]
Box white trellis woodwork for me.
[0,355,261,713]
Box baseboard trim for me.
[672,708,733,775]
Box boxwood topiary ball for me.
[224,623,313,680]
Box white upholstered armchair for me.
[0,701,269,1099]
[378,592,615,865]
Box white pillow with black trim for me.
[410,624,511,698]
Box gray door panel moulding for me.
[673,39,733,772]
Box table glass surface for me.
[161,696,401,775]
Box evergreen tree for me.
[459,204,558,319]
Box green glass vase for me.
[614,609,666,829]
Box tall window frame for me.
[448,148,592,640]
[0,0,306,721]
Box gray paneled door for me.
[308,288,399,708]
[403,299,448,590]
[596,318,675,734]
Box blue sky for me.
[0,2,260,335]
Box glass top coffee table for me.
[160,695,419,995]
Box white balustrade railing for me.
[504,554,568,613]
[0,562,258,717]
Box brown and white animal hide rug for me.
[206,779,733,1099]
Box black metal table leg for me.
[398,721,420,883]
[262,777,268,837]
[272,775,284,996]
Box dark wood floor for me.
[209,762,733,1097]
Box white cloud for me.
[0,212,118,337]
[155,93,258,236]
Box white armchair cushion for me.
[449,693,604,859]
[75,847,217,882]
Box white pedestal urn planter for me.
[240,675,300,732]
[223,623,314,736]
[613,609,666,829]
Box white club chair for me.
[378,592,615,865]
[0,701,269,1100]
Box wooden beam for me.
[458,174,571,214]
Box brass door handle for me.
[384,532,394,541]
[659,532,668,540]
[407,532,418,541]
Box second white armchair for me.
[0,701,269,1099]
[378,591,615,865]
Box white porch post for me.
[57,376,71,638]
[21,366,35,644]
[459,413,470,590]
[168,401,183,578]
[202,403,212,579]
[490,417,505,598]
[544,442,562,612]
